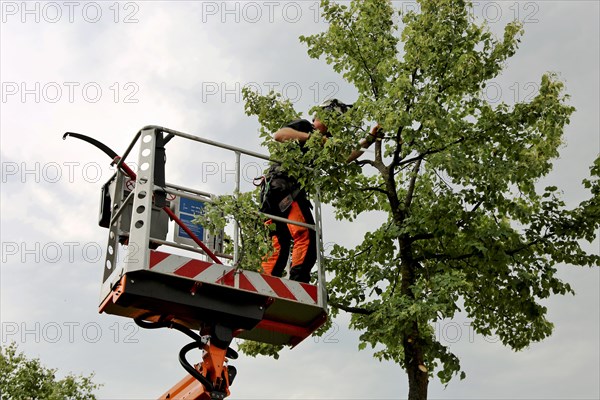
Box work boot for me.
[289,266,310,283]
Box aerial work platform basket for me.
[99,249,326,346]
[94,125,328,348]
[64,125,331,398]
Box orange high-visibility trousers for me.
[261,196,316,283]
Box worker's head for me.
[313,99,352,136]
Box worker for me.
[259,99,381,283]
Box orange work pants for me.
[261,196,316,283]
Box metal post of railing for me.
[313,181,327,309]
[102,170,124,285]
[233,151,241,265]
[114,130,141,170]
[125,127,157,273]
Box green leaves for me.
[236,341,284,360]
[224,0,600,393]
[0,342,101,400]
[194,191,272,271]
[300,0,398,98]
[242,88,301,152]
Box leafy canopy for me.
[202,0,599,386]
[0,342,101,400]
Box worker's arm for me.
[346,125,382,163]
[273,127,311,143]
[273,119,316,143]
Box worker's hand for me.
[369,124,384,141]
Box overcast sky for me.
[1,1,598,399]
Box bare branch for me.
[398,136,465,167]
[358,186,389,195]
[340,18,379,98]
[356,159,377,168]
[411,233,435,242]
[457,199,484,228]
[414,251,479,263]
[330,300,375,315]
[413,235,550,263]
[405,158,423,210]
[391,68,419,169]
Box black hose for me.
[134,314,204,343]
[179,341,214,392]
[134,314,238,393]
[134,314,216,391]
[62,132,119,159]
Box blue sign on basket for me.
[178,198,206,241]
[179,197,205,215]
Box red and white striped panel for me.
[149,251,319,306]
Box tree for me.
[204,0,599,398]
[0,342,101,400]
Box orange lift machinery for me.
[64,126,328,399]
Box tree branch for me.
[411,233,436,242]
[414,251,479,263]
[404,158,423,210]
[356,159,377,168]
[391,68,419,169]
[407,199,485,244]
[358,186,389,195]
[457,199,484,228]
[340,17,379,99]
[330,300,375,315]
[413,234,551,263]
[389,261,403,296]
[398,136,465,168]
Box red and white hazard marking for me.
[149,251,319,305]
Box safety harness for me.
[254,164,302,215]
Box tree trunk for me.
[404,326,429,400]
[399,239,429,399]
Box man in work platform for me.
[259,99,382,283]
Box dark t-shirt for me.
[284,119,315,153]
[260,119,315,214]
[285,119,314,133]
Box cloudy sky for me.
[1,1,598,399]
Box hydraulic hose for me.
[179,341,215,392]
[63,132,119,159]
[134,315,215,392]
[133,314,203,342]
